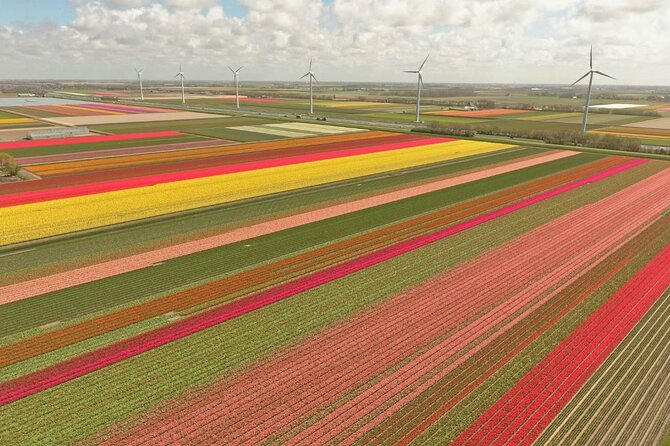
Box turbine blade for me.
[311,73,318,82]
[570,71,590,86]
[300,72,310,79]
[590,45,593,69]
[404,70,419,73]
[309,57,313,71]
[419,54,429,71]
[236,66,243,72]
[419,73,424,87]
[594,70,615,80]
[228,65,235,73]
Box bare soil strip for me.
[42,112,226,126]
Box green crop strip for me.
[0,147,538,284]
[0,152,599,337]
[9,135,206,158]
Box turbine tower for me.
[300,58,317,114]
[134,68,144,101]
[404,55,429,123]
[571,46,615,132]
[228,65,243,109]
[175,63,186,104]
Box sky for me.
[0,0,668,85]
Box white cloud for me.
[1,0,668,84]
[163,0,219,9]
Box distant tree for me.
[0,153,19,176]
[415,122,643,153]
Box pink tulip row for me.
[452,239,670,446]
[0,158,642,409]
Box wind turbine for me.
[175,63,186,104]
[404,54,429,123]
[134,68,144,101]
[300,57,317,114]
[571,46,615,132]
[228,65,243,109]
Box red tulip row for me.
[0,158,644,409]
[0,133,417,196]
[452,228,670,446]
[0,136,449,208]
[2,132,400,195]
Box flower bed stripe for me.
[25,133,422,177]
[3,136,413,195]
[0,150,576,306]
[452,238,670,446]
[429,109,533,118]
[59,104,125,115]
[0,117,35,124]
[17,130,391,164]
[0,140,501,246]
[77,103,171,114]
[14,140,230,166]
[0,137,451,207]
[0,131,184,151]
[0,158,644,406]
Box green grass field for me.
[90,116,280,140]
[0,110,27,119]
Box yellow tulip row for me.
[0,140,514,246]
[0,117,35,124]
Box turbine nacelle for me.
[228,66,243,78]
[175,63,185,79]
[300,57,318,82]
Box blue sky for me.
[0,0,250,25]
[0,0,76,25]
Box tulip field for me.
[1,124,669,445]
[6,102,173,118]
